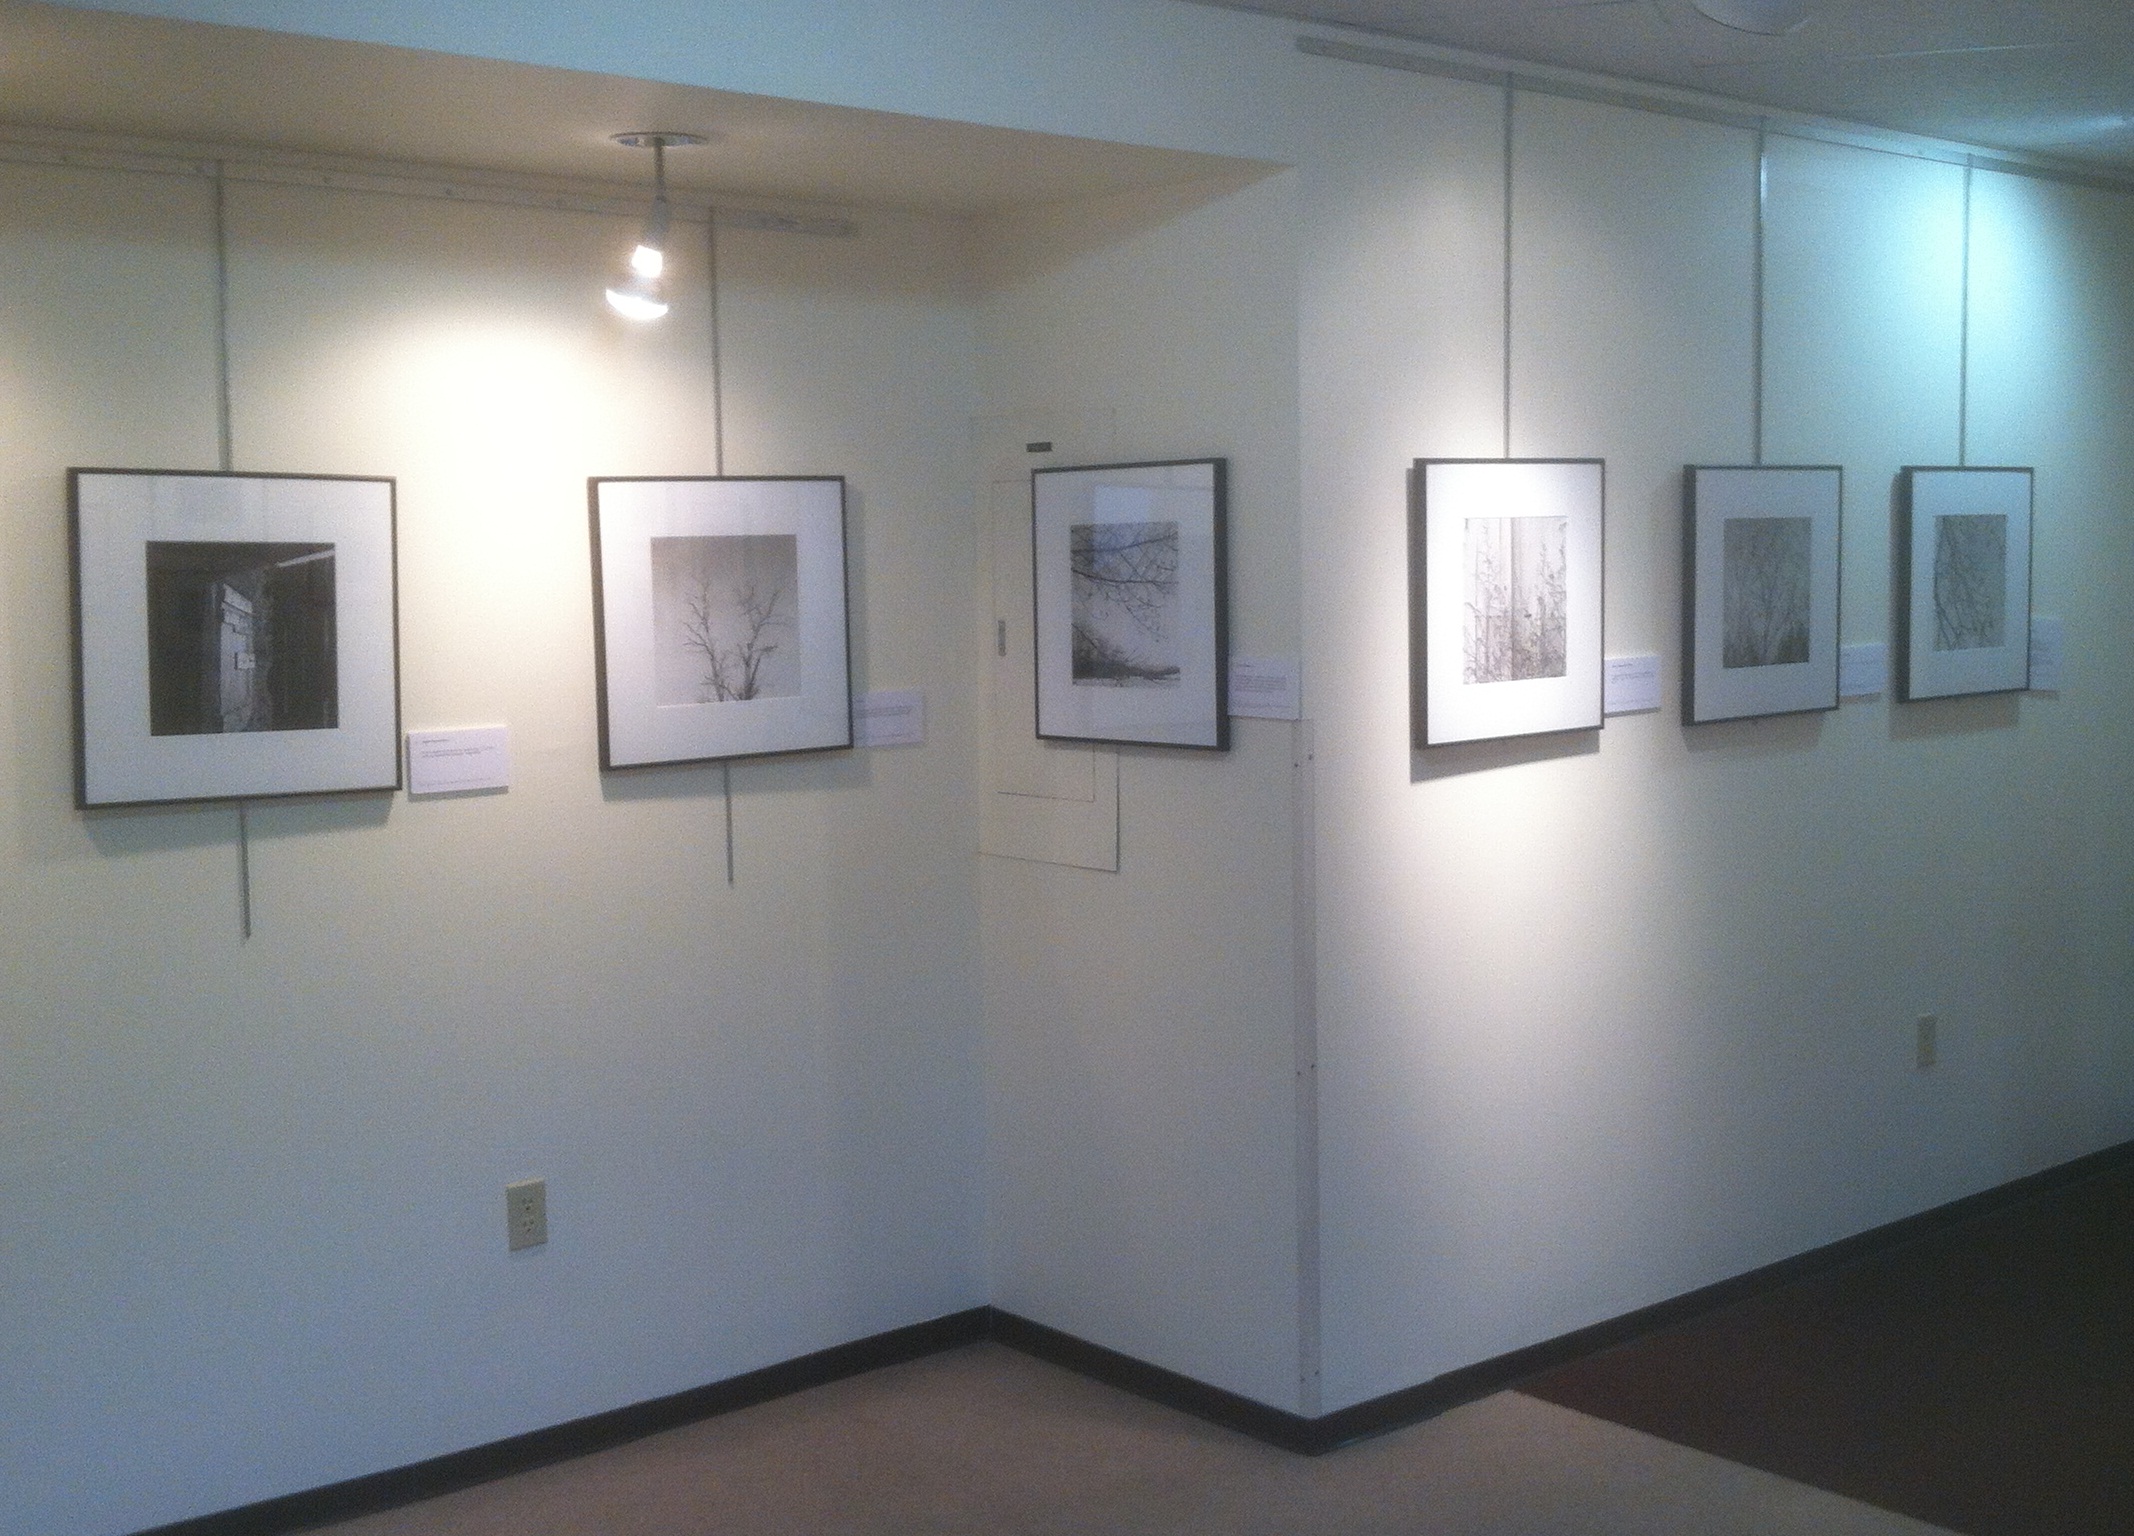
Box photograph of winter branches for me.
[1070,519,1181,687]
[1932,513,2007,651]
[650,533,801,705]
[1464,514,1566,684]
[1721,515,1811,668]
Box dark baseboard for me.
[134,1135,2134,1530]
[987,1309,1324,1454]
[135,1307,991,1536]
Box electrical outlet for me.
[1915,1015,1938,1070]
[506,1178,547,1251]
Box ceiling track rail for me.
[1297,34,2134,198]
[0,123,858,236]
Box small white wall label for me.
[406,727,510,795]
[1228,655,1300,720]
[854,689,925,747]
[1602,654,1661,715]
[1839,643,1888,699]
[2029,616,2064,692]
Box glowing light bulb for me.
[605,279,668,321]
[629,243,664,279]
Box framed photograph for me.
[1896,466,2033,701]
[1032,458,1228,750]
[1683,464,1843,724]
[70,468,400,809]
[1411,458,1604,747]
[590,476,850,769]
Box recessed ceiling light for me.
[1690,0,1810,35]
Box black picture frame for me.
[1682,464,1844,724]
[1894,466,2034,702]
[589,475,852,769]
[1031,457,1229,751]
[70,467,401,809]
[1411,457,1605,747]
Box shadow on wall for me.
[1682,710,1825,757]
[1411,727,1598,784]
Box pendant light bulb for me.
[603,131,705,322]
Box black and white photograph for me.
[71,469,400,808]
[1897,466,2033,701]
[147,541,338,736]
[1070,518,1181,687]
[591,476,850,768]
[1412,458,1604,746]
[1033,459,1226,749]
[1464,514,1567,684]
[651,534,801,704]
[1932,514,2008,652]
[1684,465,1842,724]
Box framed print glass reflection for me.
[1684,465,1842,724]
[590,476,851,769]
[1411,458,1604,747]
[1896,467,2033,701]
[70,468,401,809]
[1032,458,1228,750]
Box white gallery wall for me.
[1297,59,2134,1408]
[974,171,1306,1410]
[9,1,2134,1530]
[0,160,986,1536]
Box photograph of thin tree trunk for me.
[1683,466,1841,725]
[1033,459,1226,750]
[1464,515,1567,683]
[1897,466,2032,701]
[591,476,850,769]
[1413,458,1603,746]
[71,468,401,808]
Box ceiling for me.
[0,1,1257,213]
[1203,0,2134,174]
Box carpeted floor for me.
[1520,1163,2134,1536]
[311,1343,1947,1536]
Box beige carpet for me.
[317,1343,1955,1536]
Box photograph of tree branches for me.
[1682,464,1840,725]
[1895,466,2031,702]
[652,534,801,704]
[1070,519,1181,688]
[1722,516,1811,669]
[1032,458,1226,750]
[1932,514,2007,651]
[591,475,849,769]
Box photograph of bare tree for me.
[1413,459,1603,746]
[1896,466,2032,701]
[1070,519,1181,687]
[1033,459,1226,749]
[651,534,800,705]
[1931,514,2007,651]
[1721,516,1811,669]
[1683,465,1841,725]
[1463,514,1567,684]
[591,476,850,769]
